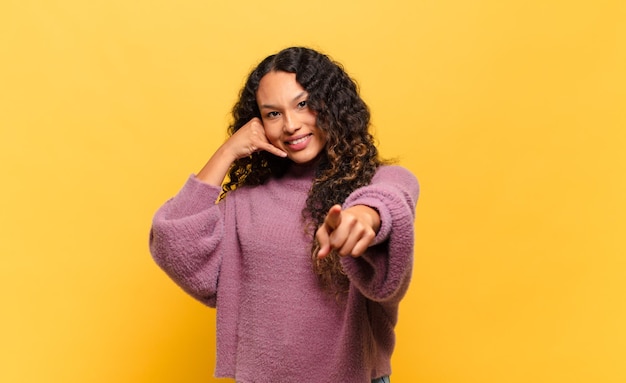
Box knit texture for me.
[150,164,419,382]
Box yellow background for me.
[1,0,624,382]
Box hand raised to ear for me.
[226,117,287,160]
[315,204,381,259]
[195,117,286,186]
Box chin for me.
[289,151,324,165]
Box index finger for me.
[324,204,342,231]
[258,142,288,158]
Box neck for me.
[288,161,317,177]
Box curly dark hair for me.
[223,46,385,293]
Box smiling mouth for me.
[286,134,312,145]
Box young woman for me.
[150,46,419,383]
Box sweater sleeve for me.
[149,175,227,307]
[340,165,419,303]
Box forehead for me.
[256,71,306,103]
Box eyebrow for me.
[259,91,308,109]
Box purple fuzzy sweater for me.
[150,164,419,382]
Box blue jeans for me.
[372,376,390,383]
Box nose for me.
[283,111,301,134]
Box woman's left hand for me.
[315,204,381,259]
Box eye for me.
[266,111,280,118]
[297,100,307,109]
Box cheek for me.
[306,111,318,125]
[307,113,324,140]
[263,122,282,145]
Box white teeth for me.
[288,136,309,145]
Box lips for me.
[286,134,311,145]
[285,134,312,150]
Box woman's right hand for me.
[195,118,287,186]
[224,117,287,160]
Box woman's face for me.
[256,71,326,165]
